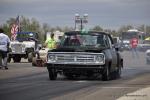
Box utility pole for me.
[74,14,88,31]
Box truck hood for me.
[50,46,107,53]
[22,41,35,47]
[10,41,35,48]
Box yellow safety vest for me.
[45,38,56,50]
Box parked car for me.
[46,31,123,81]
[146,49,150,64]
[137,40,150,52]
[120,40,131,51]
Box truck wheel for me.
[13,56,21,63]
[111,67,121,80]
[7,57,11,63]
[28,53,33,62]
[102,66,111,81]
[48,68,57,80]
[32,62,36,66]
[32,57,37,66]
[111,61,122,80]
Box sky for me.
[0,0,150,30]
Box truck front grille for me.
[47,52,105,65]
[12,44,23,53]
[56,54,95,63]
[76,55,94,62]
[57,55,74,62]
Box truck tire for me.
[32,62,36,66]
[102,65,111,81]
[7,57,11,63]
[111,67,121,80]
[28,52,33,62]
[111,59,123,80]
[48,68,57,80]
[32,57,37,66]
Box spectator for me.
[0,28,10,69]
[70,35,81,46]
[130,37,139,58]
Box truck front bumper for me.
[46,63,105,70]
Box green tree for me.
[20,16,30,31]
[111,30,118,37]
[62,26,73,32]
[43,23,51,33]
[1,24,10,37]
[92,25,103,31]
[137,25,145,32]
[1,17,17,37]
[118,25,133,33]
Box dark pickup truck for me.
[46,31,123,81]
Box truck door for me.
[105,35,118,69]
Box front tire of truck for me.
[102,65,111,81]
[7,57,11,63]
[32,57,37,66]
[28,52,33,62]
[111,60,122,80]
[48,68,57,80]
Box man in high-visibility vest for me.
[45,33,56,50]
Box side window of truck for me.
[107,36,113,49]
[104,35,110,48]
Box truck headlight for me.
[48,55,56,62]
[11,44,15,48]
[95,55,105,64]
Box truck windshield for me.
[16,32,38,41]
[60,34,106,47]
